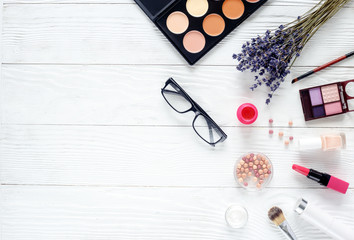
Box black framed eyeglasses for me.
[161,78,227,146]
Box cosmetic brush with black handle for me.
[292,51,354,84]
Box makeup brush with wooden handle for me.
[268,206,297,240]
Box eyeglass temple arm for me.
[208,123,215,144]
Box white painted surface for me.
[0,0,354,239]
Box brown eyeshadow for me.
[222,0,245,20]
[203,14,225,36]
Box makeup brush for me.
[268,207,297,240]
[292,51,354,84]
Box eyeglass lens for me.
[162,83,192,113]
[193,114,222,144]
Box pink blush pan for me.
[324,102,343,115]
[183,30,206,53]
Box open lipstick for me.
[292,164,349,194]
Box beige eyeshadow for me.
[186,0,209,17]
[321,84,340,103]
[166,11,189,34]
[183,30,206,53]
[203,14,225,37]
[223,0,245,20]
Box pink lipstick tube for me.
[292,164,349,194]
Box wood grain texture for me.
[2,3,354,65]
[2,64,354,127]
[2,186,354,240]
[1,124,354,186]
[3,0,354,7]
[1,1,354,240]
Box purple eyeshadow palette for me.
[299,80,354,121]
[135,0,267,65]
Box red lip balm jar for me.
[237,103,258,124]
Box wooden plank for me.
[3,0,354,8]
[2,4,354,65]
[1,124,353,186]
[2,64,354,127]
[2,185,354,239]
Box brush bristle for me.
[268,207,286,226]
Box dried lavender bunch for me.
[233,0,351,104]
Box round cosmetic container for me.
[234,152,273,190]
[225,205,248,228]
[236,103,258,124]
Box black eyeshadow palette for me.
[135,0,267,65]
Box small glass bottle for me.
[298,133,346,151]
[225,205,248,228]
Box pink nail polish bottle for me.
[298,133,346,151]
[237,103,258,125]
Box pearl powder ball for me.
[235,153,273,190]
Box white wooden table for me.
[1,0,354,239]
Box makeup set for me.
[135,0,267,65]
[148,0,353,237]
[299,80,354,121]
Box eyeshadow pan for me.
[246,0,260,2]
[223,0,245,20]
[321,84,340,103]
[309,87,323,106]
[324,102,343,116]
[166,12,189,34]
[203,14,225,36]
[299,80,354,121]
[186,0,209,17]
[183,30,206,53]
[312,105,326,118]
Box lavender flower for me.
[233,0,351,104]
